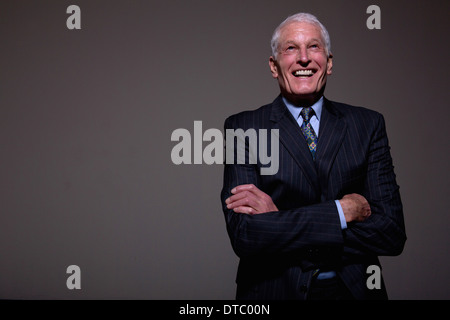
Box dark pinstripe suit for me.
[220,95,406,300]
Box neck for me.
[283,94,321,108]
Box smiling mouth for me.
[292,69,315,77]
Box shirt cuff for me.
[335,200,347,229]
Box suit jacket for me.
[220,95,406,300]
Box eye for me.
[284,45,298,54]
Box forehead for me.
[278,21,324,43]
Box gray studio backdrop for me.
[1,0,449,299]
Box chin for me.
[292,89,317,97]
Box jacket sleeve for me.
[341,113,406,257]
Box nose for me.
[297,47,310,66]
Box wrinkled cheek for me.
[316,73,328,89]
[278,75,293,92]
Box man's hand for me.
[225,184,278,215]
[339,193,372,223]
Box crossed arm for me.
[221,113,406,259]
[225,184,371,223]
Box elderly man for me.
[221,13,406,300]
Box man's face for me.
[269,21,333,105]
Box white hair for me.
[270,13,331,59]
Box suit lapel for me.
[269,96,320,194]
[315,98,347,199]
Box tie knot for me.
[300,107,315,122]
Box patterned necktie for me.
[300,107,318,160]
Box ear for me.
[326,53,333,75]
[269,56,279,78]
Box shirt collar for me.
[282,96,324,121]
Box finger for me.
[227,191,259,208]
[232,205,257,215]
[231,184,263,197]
[226,190,253,205]
[227,197,258,210]
[231,184,253,194]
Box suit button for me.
[300,285,308,293]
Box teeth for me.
[294,70,314,76]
